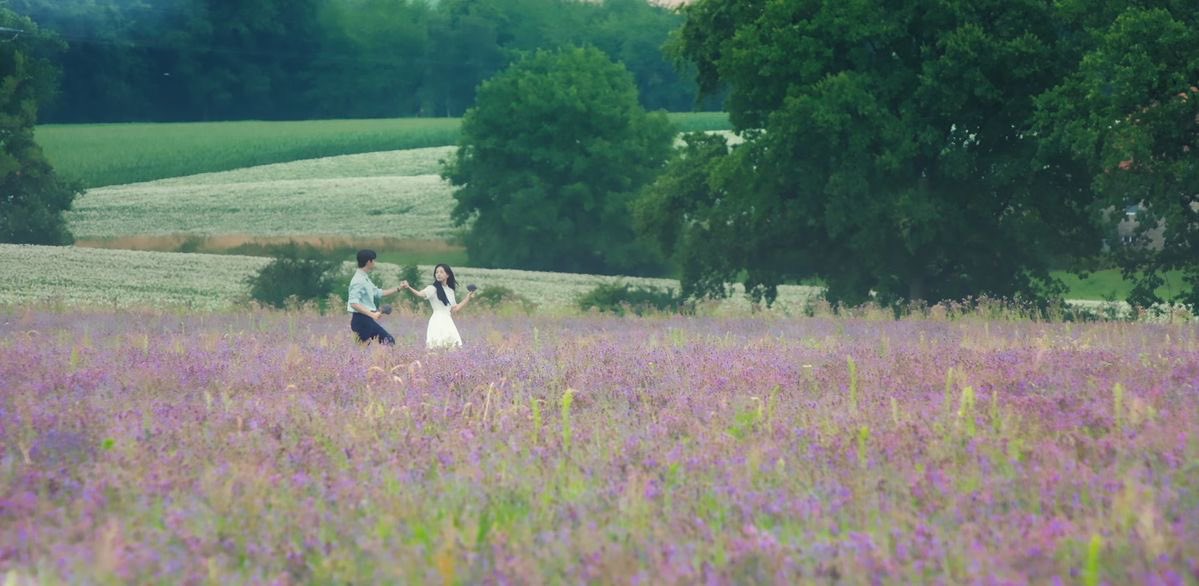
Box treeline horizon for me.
[13,0,719,124]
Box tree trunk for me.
[908,274,926,304]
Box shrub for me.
[396,263,426,311]
[577,283,692,316]
[246,242,343,311]
[472,285,535,313]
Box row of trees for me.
[12,0,717,122]
[448,0,1197,309]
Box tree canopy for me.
[1035,2,1199,308]
[0,7,80,245]
[444,46,674,275]
[641,0,1111,307]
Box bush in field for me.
[577,282,691,316]
[472,285,535,313]
[394,263,426,311]
[444,46,674,276]
[246,243,343,310]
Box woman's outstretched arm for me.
[451,290,475,313]
[400,281,427,299]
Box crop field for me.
[67,133,746,247]
[0,244,821,313]
[36,119,463,189]
[0,245,269,310]
[2,309,1197,583]
[67,148,460,243]
[38,113,731,188]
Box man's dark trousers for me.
[351,313,395,345]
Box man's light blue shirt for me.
[347,269,382,313]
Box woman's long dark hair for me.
[433,263,456,306]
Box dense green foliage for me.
[634,131,739,299]
[1034,2,1199,308]
[577,282,691,316]
[0,7,81,245]
[444,46,675,275]
[12,0,717,123]
[394,263,426,312]
[246,242,343,310]
[645,0,1195,309]
[471,285,535,313]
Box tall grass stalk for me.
[857,425,870,468]
[561,389,575,454]
[990,389,1000,434]
[1113,382,1125,430]
[1083,534,1103,586]
[530,397,543,445]
[766,384,781,433]
[958,386,977,438]
[944,367,955,417]
[847,356,859,414]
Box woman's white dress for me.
[422,285,462,349]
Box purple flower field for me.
[2,309,1198,584]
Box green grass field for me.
[1051,268,1189,301]
[38,112,731,188]
[785,271,1192,302]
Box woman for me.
[401,263,476,349]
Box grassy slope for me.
[1051,268,1188,302]
[39,112,731,188]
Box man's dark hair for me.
[356,249,377,268]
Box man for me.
[348,249,402,345]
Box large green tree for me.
[643,0,1100,307]
[443,46,674,275]
[0,8,80,244]
[1035,3,1199,308]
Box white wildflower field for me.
[66,134,740,243]
[67,148,459,241]
[0,244,822,312]
[0,244,269,310]
[146,147,456,184]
